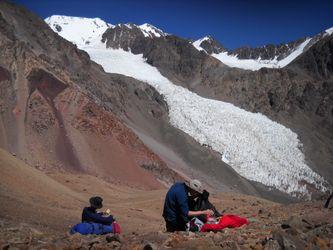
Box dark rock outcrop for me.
[232,38,305,60]
[288,33,333,79]
[102,23,147,51]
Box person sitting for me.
[162,179,214,232]
[70,196,121,235]
[82,196,114,225]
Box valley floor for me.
[0,148,332,249]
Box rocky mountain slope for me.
[0,1,276,200]
[0,1,181,188]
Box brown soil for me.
[1,148,332,249]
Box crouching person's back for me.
[163,179,214,232]
[70,196,121,235]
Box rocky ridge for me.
[193,28,333,62]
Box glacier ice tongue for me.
[81,45,328,198]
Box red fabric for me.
[112,221,121,234]
[200,214,248,232]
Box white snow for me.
[46,18,329,197]
[325,27,333,35]
[193,37,312,71]
[124,23,133,29]
[45,15,112,46]
[192,36,210,51]
[277,38,312,67]
[212,52,277,71]
[139,23,165,38]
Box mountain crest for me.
[138,23,166,38]
[192,35,226,54]
[45,15,112,46]
[45,15,167,51]
[192,26,333,70]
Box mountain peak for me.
[192,36,225,54]
[45,15,112,46]
[325,26,333,35]
[138,23,166,38]
[45,15,113,28]
[192,36,210,48]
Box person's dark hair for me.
[202,190,209,201]
[89,196,103,209]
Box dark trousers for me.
[165,220,186,232]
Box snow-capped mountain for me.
[193,28,333,70]
[45,15,166,49]
[45,15,330,198]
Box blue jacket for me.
[82,207,114,225]
[163,182,189,225]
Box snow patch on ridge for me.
[79,42,327,198]
[210,38,312,70]
[192,36,210,51]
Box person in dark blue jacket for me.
[82,196,114,225]
[70,196,121,235]
[162,179,214,232]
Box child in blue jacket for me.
[70,196,121,235]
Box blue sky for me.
[13,0,333,49]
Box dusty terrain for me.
[1,148,332,249]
